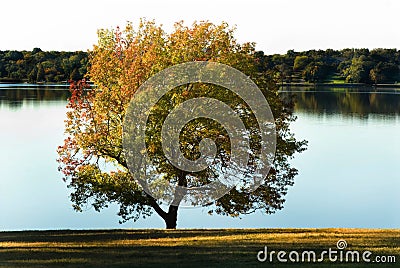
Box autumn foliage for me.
[57,20,306,228]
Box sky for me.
[1,0,400,54]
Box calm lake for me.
[0,84,399,230]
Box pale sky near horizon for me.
[1,0,400,54]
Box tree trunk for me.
[147,171,186,229]
[163,171,186,229]
[165,205,178,229]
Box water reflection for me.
[281,87,400,117]
[0,88,70,109]
[1,86,398,230]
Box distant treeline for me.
[256,48,400,84]
[0,48,88,83]
[2,48,400,84]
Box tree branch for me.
[147,194,167,220]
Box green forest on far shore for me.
[1,47,400,85]
[0,48,87,83]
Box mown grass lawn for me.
[0,228,399,267]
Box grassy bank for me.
[0,228,399,267]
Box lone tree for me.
[57,20,306,229]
